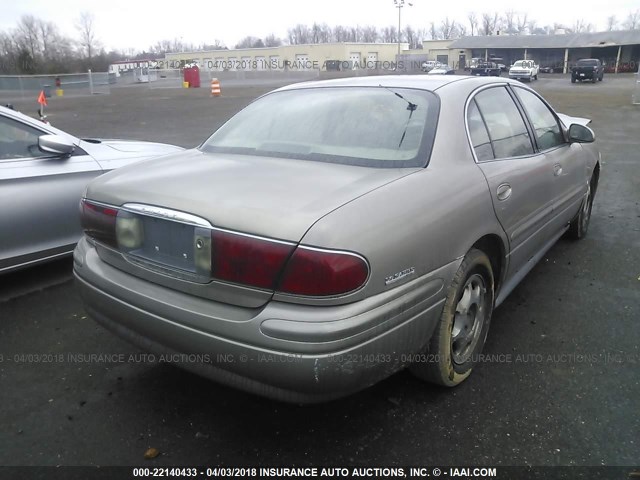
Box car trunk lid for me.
[86,149,418,241]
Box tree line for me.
[1,10,638,75]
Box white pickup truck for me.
[509,60,539,81]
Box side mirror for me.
[38,134,75,156]
[568,124,595,143]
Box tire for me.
[568,180,594,239]
[534,74,538,80]
[592,76,597,83]
[599,74,603,81]
[410,249,495,387]
[571,77,576,83]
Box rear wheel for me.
[410,249,494,387]
[592,76,597,83]
[571,77,576,83]
[568,181,594,239]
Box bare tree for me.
[517,13,529,34]
[623,10,640,29]
[404,25,415,48]
[235,36,263,49]
[318,24,332,43]
[481,12,499,36]
[263,34,282,47]
[310,23,331,44]
[429,22,439,40]
[15,15,40,59]
[606,16,617,31]
[527,19,539,34]
[503,10,517,34]
[440,17,458,40]
[468,12,478,36]
[380,26,398,43]
[76,11,98,60]
[348,26,359,42]
[360,25,379,43]
[287,24,311,45]
[572,19,593,33]
[38,20,58,60]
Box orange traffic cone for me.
[210,79,221,97]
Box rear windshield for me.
[200,86,439,168]
[577,60,599,67]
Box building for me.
[164,43,409,72]
[108,59,155,76]
[162,30,640,75]
[446,30,640,73]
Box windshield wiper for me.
[378,85,418,149]
[379,84,418,112]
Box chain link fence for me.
[0,71,115,101]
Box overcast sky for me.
[1,0,639,51]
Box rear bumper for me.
[74,237,457,403]
[572,71,596,79]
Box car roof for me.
[273,75,516,93]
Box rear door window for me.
[472,87,534,160]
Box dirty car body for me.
[0,106,184,273]
[74,76,600,402]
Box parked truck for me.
[571,59,604,83]
[509,60,539,81]
[470,61,502,77]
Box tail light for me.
[81,199,118,248]
[210,230,369,296]
[277,247,369,296]
[211,230,295,290]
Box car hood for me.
[85,149,419,241]
[557,113,591,128]
[79,139,184,164]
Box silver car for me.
[0,106,183,273]
[74,76,600,403]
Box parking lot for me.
[0,74,639,468]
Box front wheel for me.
[410,249,495,387]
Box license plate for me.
[127,217,211,275]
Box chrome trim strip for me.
[121,203,213,228]
[0,250,73,273]
[210,227,296,246]
[296,244,369,264]
[82,198,118,210]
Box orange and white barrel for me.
[211,79,221,96]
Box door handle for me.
[496,183,512,201]
[553,164,563,176]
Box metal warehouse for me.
[447,30,640,73]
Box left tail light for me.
[80,199,118,248]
